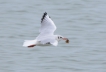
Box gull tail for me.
[23,40,37,47]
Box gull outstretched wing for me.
[39,12,56,35]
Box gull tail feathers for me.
[23,40,37,47]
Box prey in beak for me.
[62,38,69,43]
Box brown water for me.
[0,0,106,72]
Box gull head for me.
[55,35,69,43]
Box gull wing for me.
[39,12,56,36]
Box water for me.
[0,0,106,72]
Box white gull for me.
[23,12,69,48]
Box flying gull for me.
[23,12,69,48]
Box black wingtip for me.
[44,12,47,15]
[41,12,47,23]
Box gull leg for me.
[28,45,36,48]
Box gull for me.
[23,12,69,48]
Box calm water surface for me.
[0,0,106,72]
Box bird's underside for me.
[27,42,52,48]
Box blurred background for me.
[0,0,106,72]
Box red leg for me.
[28,45,36,48]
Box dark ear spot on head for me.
[60,37,62,38]
[58,36,59,39]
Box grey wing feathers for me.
[39,12,56,35]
